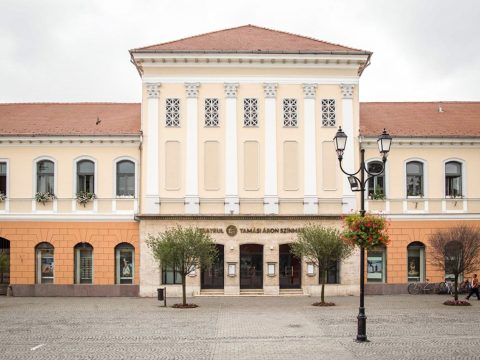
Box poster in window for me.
[367,256,383,279]
[408,256,420,277]
[41,257,54,278]
[120,252,133,279]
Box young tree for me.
[146,226,218,307]
[429,225,480,301]
[291,225,354,305]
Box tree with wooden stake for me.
[146,226,218,308]
[290,225,354,306]
[429,225,480,305]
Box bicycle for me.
[408,279,438,295]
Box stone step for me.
[197,289,225,296]
[240,289,264,296]
[279,288,306,296]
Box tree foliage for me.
[290,225,354,304]
[146,226,218,306]
[429,225,480,301]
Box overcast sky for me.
[1,0,479,103]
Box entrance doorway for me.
[0,238,10,295]
[201,244,224,289]
[279,244,301,289]
[240,244,263,289]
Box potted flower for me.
[0,192,6,202]
[370,187,385,200]
[342,213,389,249]
[35,192,55,205]
[76,191,96,207]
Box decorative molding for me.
[146,83,161,98]
[263,83,278,98]
[136,214,341,220]
[302,84,317,98]
[224,83,239,98]
[185,82,200,98]
[340,84,355,99]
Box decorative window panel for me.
[321,99,336,127]
[204,98,219,127]
[166,98,180,127]
[243,98,258,127]
[283,98,297,127]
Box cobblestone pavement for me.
[1,294,479,359]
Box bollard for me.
[157,287,167,307]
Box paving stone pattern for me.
[1,295,479,359]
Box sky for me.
[1,0,479,103]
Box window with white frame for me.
[116,160,135,196]
[445,161,462,197]
[37,160,55,194]
[166,98,180,127]
[283,98,297,127]
[77,160,95,193]
[0,162,6,196]
[321,99,336,127]
[243,98,258,127]
[367,161,385,199]
[115,243,134,284]
[36,242,54,284]
[406,161,424,197]
[204,98,219,127]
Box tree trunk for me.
[454,274,459,301]
[321,271,325,304]
[182,274,187,305]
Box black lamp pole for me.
[333,127,392,342]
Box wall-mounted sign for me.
[226,225,238,237]
[198,226,303,237]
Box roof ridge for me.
[131,24,369,53]
[130,24,253,52]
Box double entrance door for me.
[279,244,301,289]
[201,244,224,289]
[240,244,263,289]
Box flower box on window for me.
[76,191,96,207]
[35,192,55,205]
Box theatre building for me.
[131,25,371,296]
[0,103,140,296]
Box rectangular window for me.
[0,162,6,195]
[243,98,258,127]
[162,266,182,284]
[367,248,386,283]
[367,161,385,199]
[406,161,423,197]
[326,262,339,284]
[37,160,54,194]
[283,98,297,127]
[166,98,180,127]
[205,98,219,127]
[321,99,336,127]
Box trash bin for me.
[157,288,165,301]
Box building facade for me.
[1,25,479,297]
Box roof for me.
[360,102,480,138]
[0,103,141,136]
[131,25,371,54]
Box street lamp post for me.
[333,127,392,342]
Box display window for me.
[36,242,54,284]
[367,247,386,283]
[115,243,134,284]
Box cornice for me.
[136,214,341,221]
[0,135,141,146]
[362,137,480,148]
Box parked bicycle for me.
[407,279,440,295]
[438,279,471,295]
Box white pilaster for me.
[263,83,278,214]
[145,83,161,213]
[340,84,356,213]
[185,83,200,214]
[224,83,240,214]
[303,84,318,214]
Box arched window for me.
[445,161,462,197]
[116,160,135,196]
[115,243,134,284]
[367,161,385,199]
[0,237,10,286]
[406,161,423,197]
[35,242,54,284]
[37,160,55,194]
[77,160,95,193]
[367,246,386,283]
[74,243,93,284]
[407,241,425,282]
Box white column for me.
[263,83,278,214]
[144,83,161,213]
[340,84,357,213]
[224,83,240,214]
[303,84,318,214]
[185,83,200,214]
